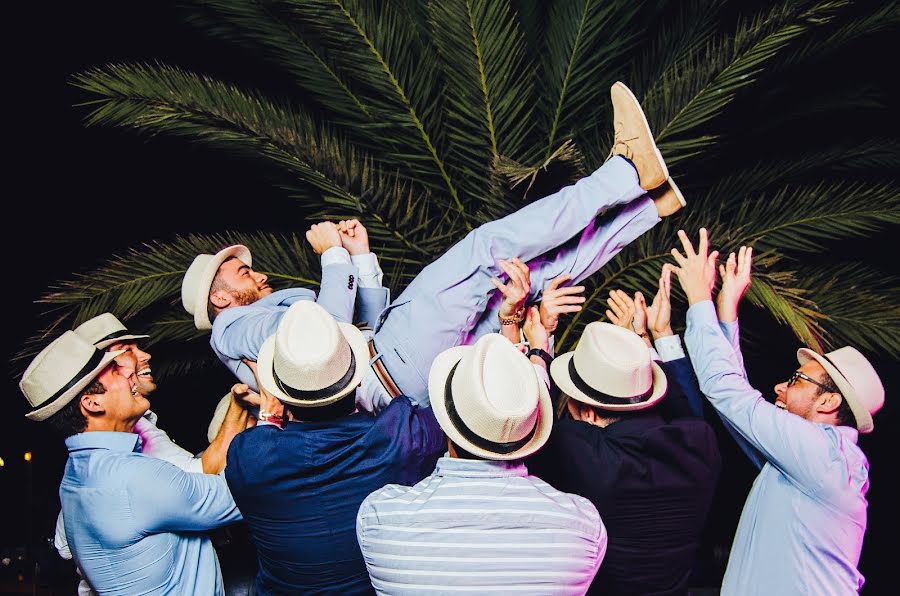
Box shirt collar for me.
[65,431,141,454]
[434,456,528,478]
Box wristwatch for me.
[526,348,553,368]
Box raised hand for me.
[338,219,370,256]
[539,274,585,333]
[491,258,531,319]
[230,383,261,409]
[606,289,637,331]
[305,221,343,255]
[647,265,674,339]
[717,245,753,323]
[671,228,720,305]
[523,306,550,353]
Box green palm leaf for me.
[429,0,536,209]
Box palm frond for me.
[729,181,900,253]
[282,0,472,228]
[649,1,849,161]
[17,231,321,364]
[536,0,640,164]
[429,0,536,208]
[784,0,900,67]
[796,263,900,356]
[185,0,375,119]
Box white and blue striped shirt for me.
[356,456,606,595]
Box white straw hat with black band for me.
[20,331,125,421]
[74,312,149,350]
[256,301,368,408]
[797,346,884,434]
[182,244,252,331]
[551,322,667,412]
[428,333,552,461]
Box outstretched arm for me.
[675,230,825,480]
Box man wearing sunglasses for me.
[671,229,885,595]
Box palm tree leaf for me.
[17,231,322,364]
[282,0,472,228]
[648,1,849,159]
[184,0,375,120]
[536,0,640,163]
[429,0,536,208]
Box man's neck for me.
[85,418,139,433]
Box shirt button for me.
[348,275,355,290]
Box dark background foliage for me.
[2,1,896,592]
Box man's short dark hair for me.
[206,257,237,324]
[284,393,356,422]
[817,372,857,429]
[47,379,105,438]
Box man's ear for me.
[80,392,105,415]
[816,391,843,416]
[209,290,232,309]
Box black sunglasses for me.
[787,370,838,394]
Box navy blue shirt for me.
[225,396,445,595]
[528,359,722,596]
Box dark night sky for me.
[3,1,897,592]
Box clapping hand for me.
[606,289,643,333]
[646,265,675,339]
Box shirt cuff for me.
[654,334,686,362]
[351,252,384,288]
[321,246,351,267]
[532,362,551,390]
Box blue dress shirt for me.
[685,301,869,594]
[59,431,242,595]
[225,396,445,595]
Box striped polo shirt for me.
[356,456,606,595]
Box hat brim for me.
[550,352,668,412]
[256,322,368,407]
[206,392,233,443]
[25,350,125,422]
[94,334,150,351]
[428,345,553,461]
[797,348,873,434]
[193,245,252,331]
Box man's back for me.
[357,457,606,595]
[529,413,720,595]
[225,397,444,594]
[60,432,241,595]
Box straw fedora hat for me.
[428,333,552,461]
[182,245,252,331]
[797,346,884,434]
[256,301,368,408]
[74,313,149,350]
[551,322,667,411]
[20,331,124,421]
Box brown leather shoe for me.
[650,177,686,217]
[610,82,668,191]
